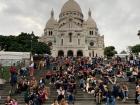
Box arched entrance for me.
[67,50,73,57]
[77,50,83,57]
[58,50,64,57]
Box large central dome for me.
[61,0,82,14]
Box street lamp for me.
[137,30,140,39]
[30,32,34,61]
[0,42,2,51]
[31,36,33,53]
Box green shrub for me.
[0,66,10,81]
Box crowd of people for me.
[2,54,140,105]
[6,61,49,105]
[36,55,140,104]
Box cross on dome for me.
[88,8,92,17]
[51,9,54,18]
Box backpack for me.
[109,96,113,103]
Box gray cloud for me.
[0,0,140,52]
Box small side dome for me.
[86,9,97,28]
[45,9,58,28]
[45,18,57,28]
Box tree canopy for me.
[131,44,140,54]
[0,32,51,55]
[104,46,117,59]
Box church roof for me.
[86,9,97,28]
[45,9,58,28]
[86,17,97,28]
[45,18,57,28]
[61,0,82,14]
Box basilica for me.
[39,0,104,57]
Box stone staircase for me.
[0,82,136,105]
[0,83,25,105]
[0,71,137,105]
[45,79,136,105]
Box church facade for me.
[39,0,104,57]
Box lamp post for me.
[0,42,2,51]
[137,30,140,39]
[30,32,34,61]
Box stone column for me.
[73,49,77,57]
[51,48,57,57]
[64,49,67,57]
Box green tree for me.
[32,42,51,55]
[131,44,140,55]
[104,46,117,59]
[0,32,51,55]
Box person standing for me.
[29,61,34,76]
[9,63,17,75]
[10,72,17,95]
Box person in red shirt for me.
[9,63,17,74]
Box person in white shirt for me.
[57,87,65,102]
[29,61,34,76]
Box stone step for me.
[1,71,137,105]
[0,99,136,105]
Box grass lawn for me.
[0,66,10,81]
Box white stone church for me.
[40,0,104,57]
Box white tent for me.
[0,78,6,84]
[115,54,129,58]
[0,51,30,66]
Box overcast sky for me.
[0,0,140,52]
